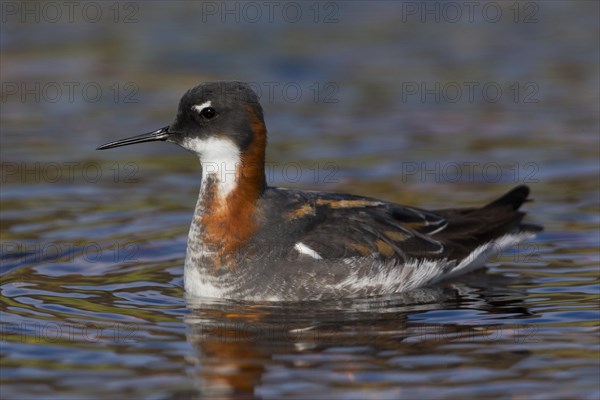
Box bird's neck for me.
[195,137,265,199]
[188,134,266,265]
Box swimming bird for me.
[97,81,541,301]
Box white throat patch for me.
[182,136,241,199]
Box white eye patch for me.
[192,101,212,114]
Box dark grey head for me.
[97,81,266,154]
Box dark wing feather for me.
[260,185,539,264]
[278,191,448,262]
[431,185,541,260]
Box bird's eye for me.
[201,107,216,119]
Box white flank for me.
[442,232,537,280]
[181,137,241,199]
[192,101,212,114]
[294,242,323,260]
[337,232,537,295]
[338,258,447,295]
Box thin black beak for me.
[96,126,170,150]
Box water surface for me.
[1,2,599,399]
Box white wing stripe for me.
[294,242,323,260]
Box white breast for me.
[184,264,229,298]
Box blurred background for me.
[1,2,599,399]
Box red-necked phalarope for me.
[97,81,541,301]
